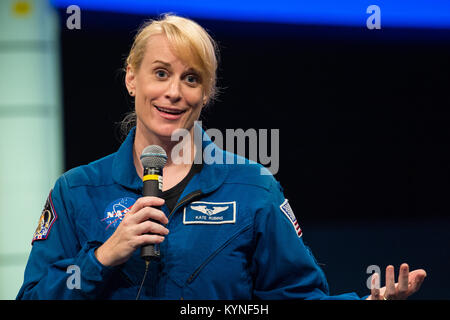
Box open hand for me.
[366,263,427,300]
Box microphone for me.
[139,145,167,261]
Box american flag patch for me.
[279,199,302,237]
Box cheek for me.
[182,87,204,108]
[139,81,165,102]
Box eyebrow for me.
[152,60,171,67]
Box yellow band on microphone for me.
[143,174,160,182]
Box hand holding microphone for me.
[94,145,168,267]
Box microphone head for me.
[140,145,167,169]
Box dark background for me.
[58,9,450,299]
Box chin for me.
[153,123,187,140]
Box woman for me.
[17,14,426,300]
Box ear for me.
[125,65,136,95]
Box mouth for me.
[154,104,186,115]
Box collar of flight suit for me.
[111,123,229,196]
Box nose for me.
[165,78,182,103]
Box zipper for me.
[119,269,135,286]
[186,224,252,284]
[167,190,203,220]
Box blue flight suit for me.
[17,125,362,300]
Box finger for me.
[128,197,165,215]
[137,234,165,246]
[130,206,169,225]
[408,269,427,294]
[397,263,409,299]
[136,220,170,236]
[385,265,396,299]
[370,273,381,300]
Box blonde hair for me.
[120,14,219,135]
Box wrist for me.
[94,245,113,267]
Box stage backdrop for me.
[58,8,450,299]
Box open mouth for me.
[154,105,186,115]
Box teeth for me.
[155,106,183,115]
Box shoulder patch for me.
[32,191,58,244]
[279,199,302,237]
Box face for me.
[126,34,206,141]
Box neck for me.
[133,124,196,186]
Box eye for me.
[155,69,168,79]
[185,74,199,86]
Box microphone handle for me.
[140,167,163,261]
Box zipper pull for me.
[168,190,203,220]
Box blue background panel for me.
[51,0,450,29]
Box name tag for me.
[183,201,236,225]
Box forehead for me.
[142,34,192,69]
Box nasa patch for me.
[102,197,136,230]
[279,199,302,237]
[32,191,57,244]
